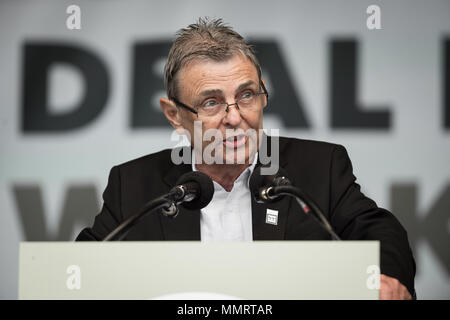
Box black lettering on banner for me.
[22,43,109,132]
[250,40,310,128]
[131,41,172,128]
[12,184,100,240]
[392,183,450,274]
[330,39,391,129]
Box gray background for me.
[0,0,449,299]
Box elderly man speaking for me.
[77,18,416,300]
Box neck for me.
[196,163,249,192]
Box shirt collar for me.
[192,151,258,190]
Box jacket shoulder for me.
[279,136,344,158]
[114,148,175,174]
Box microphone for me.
[103,171,214,241]
[170,171,215,210]
[249,166,341,240]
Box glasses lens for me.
[196,91,265,118]
[198,103,227,117]
[237,94,256,107]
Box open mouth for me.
[223,134,247,148]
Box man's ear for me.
[160,97,184,133]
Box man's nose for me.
[222,104,242,126]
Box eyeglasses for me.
[171,80,268,119]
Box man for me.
[77,18,415,300]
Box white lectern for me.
[18,241,379,300]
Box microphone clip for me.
[161,201,178,218]
[260,186,277,202]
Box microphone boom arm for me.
[103,195,171,241]
[102,171,214,241]
[266,185,341,240]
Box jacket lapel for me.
[252,135,292,240]
[251,195,293,240]
[160,147,201,240]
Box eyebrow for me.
[198,80,258,98]
[236,80,258,92]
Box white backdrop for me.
[0,0,449,299]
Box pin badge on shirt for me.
[265,209,279,225]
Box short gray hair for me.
[164,17,262,100]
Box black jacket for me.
[76,136,416,296]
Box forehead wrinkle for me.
[192,70,257,96]
[179,56,259,102]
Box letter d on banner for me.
[22,43,109,132]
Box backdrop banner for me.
[0,0,449,299]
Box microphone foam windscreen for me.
[175,171,214,210]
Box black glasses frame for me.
[171,80,269,117]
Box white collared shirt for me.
[192,153,257,242]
